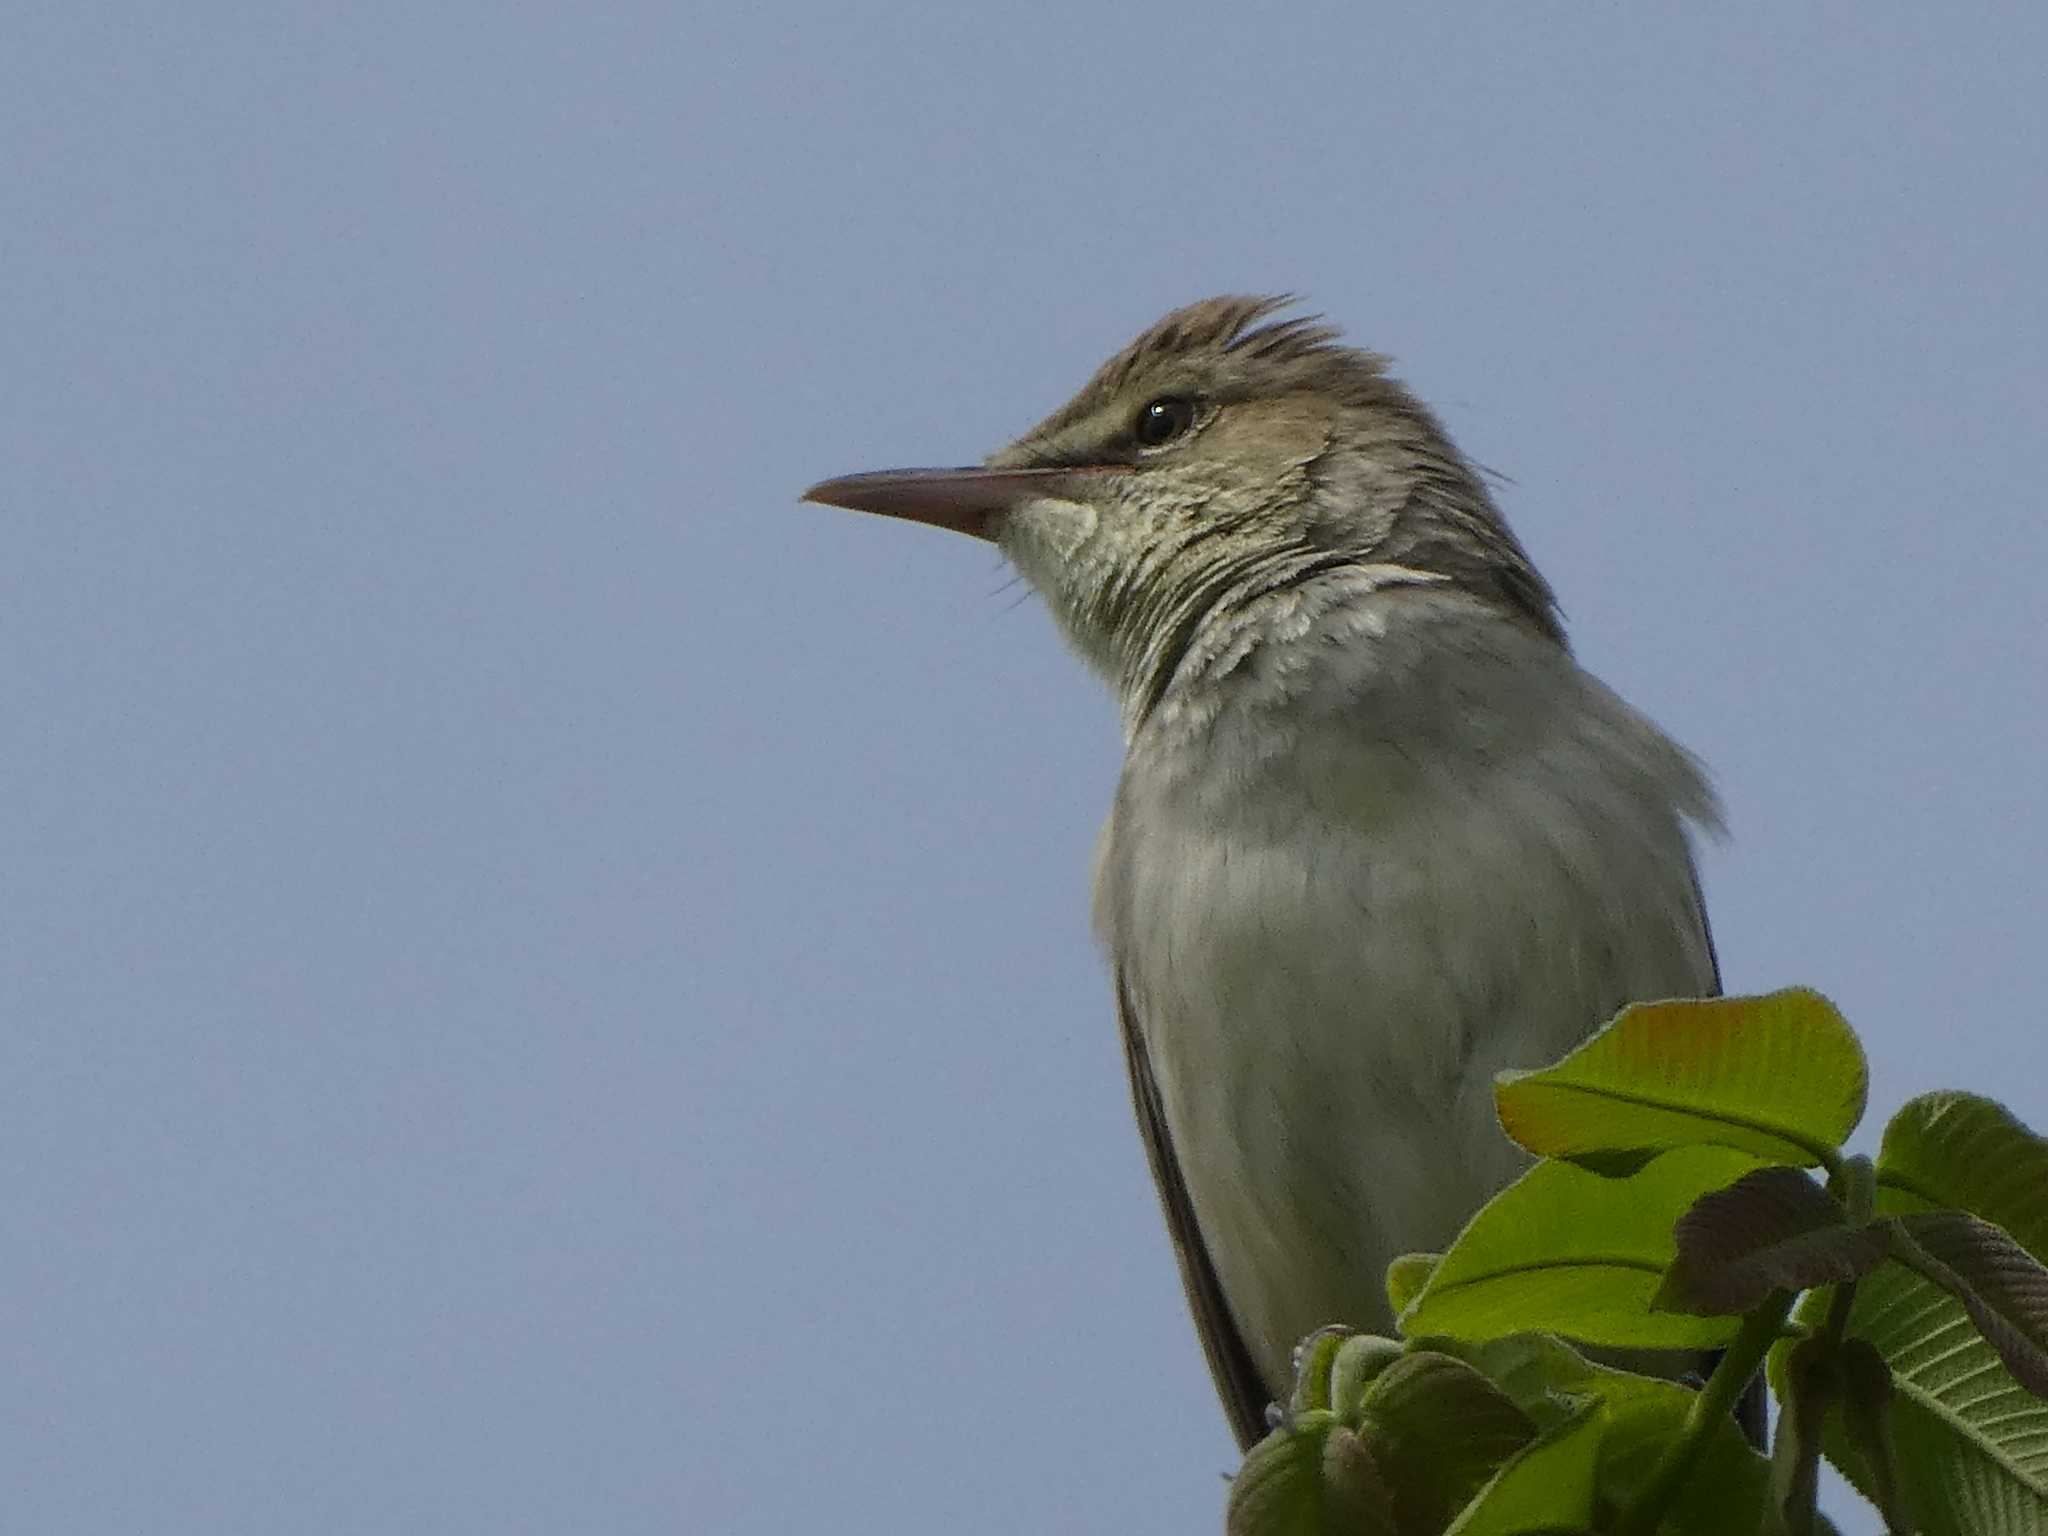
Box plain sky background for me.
[4,5,2043,1532]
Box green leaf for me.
[1877,1092,2048,1256]
[1317,1426,1401,1536]
[1599,1383,1779,1536]
[1287,1327,1356,1416]
[1227,1412,1398,1536]
[1324,1333,1405,1422]
[1401,1146,1762,1350]
[1431,1333,1780,1533]
[1443,1401,1604,1536]
[1770,1334,1837,1533]
[1787,1261,2048,1535]
[1790,1092,2048,1532]
[1356,1351,1539,1529]
[1888,1210,2048,1396]
[1838,1338,1911,1533]
[1386,1252,1440,1318]
[1495,989,1865,1168]
[1424,1332,1605,1432]
[1245,1348,1545,1534]
[1656,1166,1888,1315]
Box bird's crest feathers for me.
[1017,295,1392,453]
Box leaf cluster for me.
[1227,990,2048,1535]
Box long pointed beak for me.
[801,466,1110,542]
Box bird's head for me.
[806,297,1559,721]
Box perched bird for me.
[805,297,1721,1451]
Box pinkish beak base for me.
[801,465,1112,541]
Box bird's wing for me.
[1116,969,1271,1452]
[1692,862,1725,996]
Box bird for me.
[803,296,1722,1452]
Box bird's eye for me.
[1135,396,1198,448]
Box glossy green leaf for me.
[1401,1145,1762,1349]
[1495,989,1865,1168]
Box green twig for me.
[1612,1291,1797,1536]
[1779,1279,1864,1536]
[1831,1154,1875,1225]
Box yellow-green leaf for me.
[1401,1146,1762,1350]
[1495,989,1865,1168]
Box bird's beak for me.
[801,466,1111,542]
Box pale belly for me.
[1104,770,1715,1394]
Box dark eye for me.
[1135,396,1198,447]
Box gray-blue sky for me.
[4,5,2042,1531]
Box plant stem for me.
[1612,1292,1797,1536]
[1778,1280,1862,1536]
[1831,1154,1875,1225]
